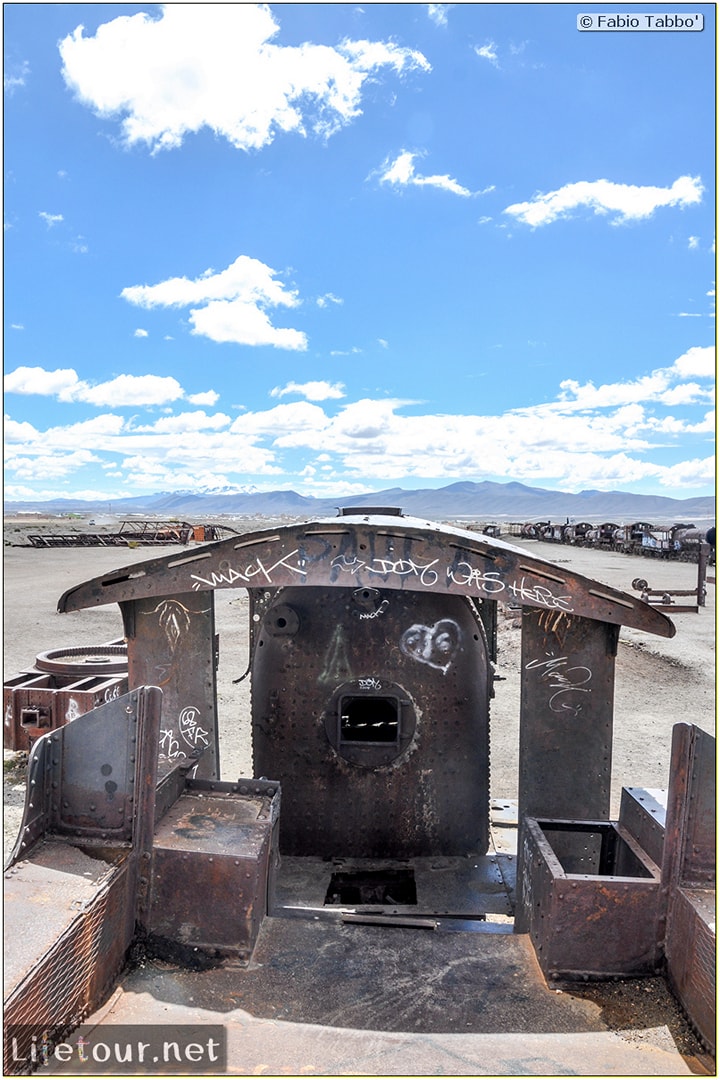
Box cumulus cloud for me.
[4,348,713,497]
[270,381,346,401]
[39,211,63,227]
[134,328,148,338]
[122,255,307,350]
[3,365,216,407]
[59,4,430,154]
[374,150,479,196]
[504,175,703,227]
[671,344,715,378]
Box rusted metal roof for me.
[58,512,675,637]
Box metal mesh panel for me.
[4,864,131,1075]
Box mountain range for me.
[5,480,715,523]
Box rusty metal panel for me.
[618,788,666,869]
[58,516,675,638]
[665,887,716,1052]
[662,724,715,889]
[661,724,716,1051]
[519,610,618,826]
[252,587,489,859]
[147,782,279,960]
[519,817,663,979]
[121,592,219,780]
[7,687,163,866]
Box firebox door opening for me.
[325,681,417,768]
[339,695,400,746]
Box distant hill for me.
[4,480,715,523]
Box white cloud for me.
[5,367,80,398]
[187,389,220,406]
[427,5,453,27]
[3,365,217,407]
[4,60,30,94]
[504,175,704,227]
[375,150,477,196]
[39,211,64,227]
[671,345,715,378]
[134,411,231,434]
[270,381,346,401]
[475,42,499,68]
[134,328,148,338]
[59,4,429,154]
[122,254,307,350]
[688,236,700,249]
[317,293,343,308]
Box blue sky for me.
[4,2,715,502]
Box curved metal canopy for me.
[58,513,675,638]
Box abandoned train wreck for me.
[4,509,715,1074]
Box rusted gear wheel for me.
[34,643,128,676]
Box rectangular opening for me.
[325,868,417,906]
[339,695,400,745]
[539,822,654,879]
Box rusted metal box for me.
[147,779,280,962]
[4,672,128,751]
[521,817,663,980]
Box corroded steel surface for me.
[120,591,219,780]
[518,609,618,827]
[7,687,162,865]
[146,782,280,960]
[251,587,490,858]
[519,817,663,978]
[58,514,675,637]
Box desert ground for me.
[3,515,715,862]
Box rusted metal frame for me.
[515,609,619,930]
[120,593,220,781]
[520,815,663,978]
[661,724,716,1052]
[58,519,675,638]
[6,687,162,868]
[662,724,716,891]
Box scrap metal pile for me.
[26,520,238,548]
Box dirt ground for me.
[3,516,715,860]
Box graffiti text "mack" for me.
[190,550,307,589]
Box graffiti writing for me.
[103,684,121,703]
[358,677,382,691]
[447,564,505,594]
[178,706,209,749]
[65,698,81,722]
[359,599,390,621]
[400,619,461,675]
[159,728,186,760]
[525,652,592,716]
[331,554,439,587]
[190,550,307,590]
[508,578,573,611]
